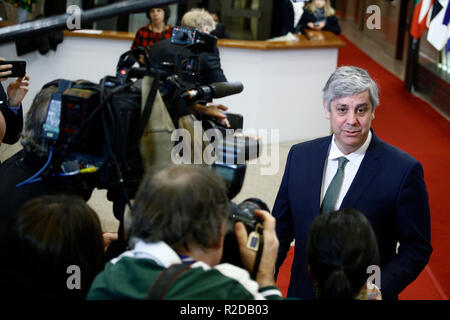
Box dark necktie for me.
[321,156,349,214]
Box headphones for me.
[146,6,171,25]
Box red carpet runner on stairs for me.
[276,35,450,300]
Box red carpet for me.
[276,36,450,300]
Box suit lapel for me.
[311,136,332,215]
[341,130,382,209]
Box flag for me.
[427,0,450,50]
[410,0,435,39]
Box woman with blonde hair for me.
[295,0,341,35]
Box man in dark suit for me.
[271,0,304,37]
[273,66,432,300]
[0,58,29,145]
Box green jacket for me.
[87,240,282,300]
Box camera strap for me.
[146,263,191,300]
[137,71,160,140]
[251,233,264,280]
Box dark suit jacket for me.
[211,24,231,39]
[295,11,341,35]
[146,38,227,85]
[0,150,93,224]
[271,0,296,37]
[0,83,23,145]
[272,131,432,300]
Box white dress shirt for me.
[320,131,372,210]
[292,1,305,29]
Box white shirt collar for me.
[111,240,182,267]
[328,131,372,165]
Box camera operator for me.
[88,165,282,300]
[0,87,93,223]
[147,8,229,127]
[0,57,30,147]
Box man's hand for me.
[102,232,119,252]
[190,102,230,128]
[234,209,279,288]
[7,73,30,107]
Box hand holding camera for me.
[234,209,279,288]
[0,58,26,80]
[6,74,30,107]
[0,57,29,107]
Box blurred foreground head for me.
[128,165,230,253]
[1,194,105,299]
[307,208,380,300]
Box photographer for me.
[147,8,229,126]
[87,165,282,300]
[0,57,30,146]
[0,86,92,223]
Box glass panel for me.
[418,30,450,80]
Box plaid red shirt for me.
[131,25,173,49]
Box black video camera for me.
[221,198,268,280]
[20,39,251,216]
[152,26,217,83]
[170,26,217,53]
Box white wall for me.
[0,34,335,143]
[215,46,335,143]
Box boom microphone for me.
[180,81,244,101]
[211,82,244,98]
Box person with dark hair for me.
[307,208,381,300]
[0,56,30,146]
[295,0,341,35]
[273,66,432,300]
[131,6,173,50]
[0,194,105,300]
[88,165,282,300]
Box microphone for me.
[210,81,244,98]
[180,81,244,101]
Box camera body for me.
[230,201,262,233]
[171,26,217,53]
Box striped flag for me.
[410,0,435,39]
[427,0,450,50]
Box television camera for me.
[17,27,265,274]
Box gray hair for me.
[21,86,57,156]
[323,66,379,111]
[129,165,230,251]
[181,8,216,33]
